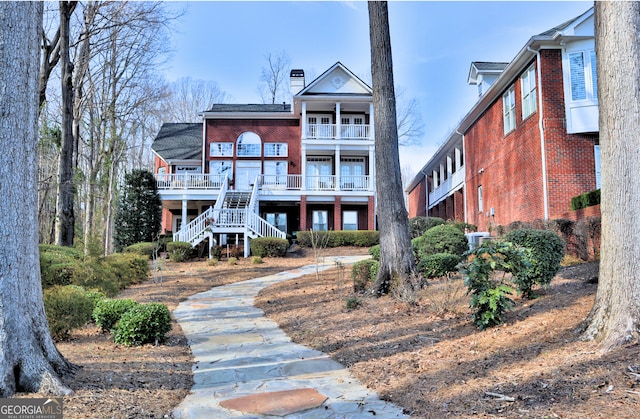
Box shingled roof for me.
[151,123,201,162]
[204,103,291,113]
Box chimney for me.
[290,69,305,96]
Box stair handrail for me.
[248,175,260,214]
[245,211,287,239]
[173,206,215,245]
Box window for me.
[569,49,598,102]
[175,166,201,174]
[307,157,333,189]
[265,213,287,233]
[478,185,483,212]
[209,160,232,179]
[312,210,328,231]
[210,142,233,157]
[263,161,288,186]
[502,86,516,134]
[340,157,365,189]
[237,132,261,157]
[521,65,537,119]
[343,211,358,230]
[264,143,288,157]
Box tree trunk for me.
[54,1,77,246]
[582,1,640,351]
[368,1,418,299]
[0,2,74,396]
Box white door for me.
[236,161,261,190]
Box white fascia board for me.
[199,112,298,120]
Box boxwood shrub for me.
[417,253,462,279]
[412,224,469,262]
[166,241,192,262]
[44,285,96,341]
[93,298,140,332]
[250,237,289,257]
[123,242,157,258]
[113,303,172,346]
[368,244,380,261]
[570,189,601,210]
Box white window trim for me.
[568,49,598,103]
[502,86,516,135]
[521,65,537,119]
[264,143,288,157]
[210,142,234,157]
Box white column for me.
[335,102,341,139]
[440,163,446,183]
[301,101,307,139]
[433,169,439,189]
[181,198,188,228]
[447,155,453,177]
[301,143,307,190]
[455,147,462,171]
[335,144,341,191]
[369,103,375,140]
[369,145,375,191]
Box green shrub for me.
[113,303,172,346]
[228,257,238,266]
[417,253,462,278]
[251,256,263,264]
[103,253,149,289]
[409,216,430,238]
[570,189,601,210]
[413,224,469,262]
[351,259,378,293]
[44,286,95,341]
[504,229,565,298]
[40,244,83,288]
[459,241,527,329]
[296,230,379,248]
[345,296,362,310]
[250,237,289,257]
[207,258,219,267]
[93,298,140,332]
[210,246,223,260]
[450,221,478,233]
[167,241,192,262]
[369,245,380,261]
[123,242,157,258]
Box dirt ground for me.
[18,247,640,418]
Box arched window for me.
[236,132,261,157]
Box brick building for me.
[406,7,600,232]
[152,62,377,256]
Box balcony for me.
[155,174,226,190]
[306,124,371,140]
[428,166,465,207]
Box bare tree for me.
[368,1,418,299]
[258,50,290,104]
[0,1,74,396]
[164,77,228,122]
[396,88,425,147]
[54,0,78,247]
[582,1,640,351]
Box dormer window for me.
[236,132,261,157]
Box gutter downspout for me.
[455,129,467,224]
[528,46,549,220]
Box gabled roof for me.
[467,61,509,85]
[151,123,201,162]
[297,61,372,96]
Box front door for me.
[236,161,261,190]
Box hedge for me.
[250,237,289,257]
[296,230,379,248]
[570,189,601,210]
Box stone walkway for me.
[172,256,409,418]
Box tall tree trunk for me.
[0,1,74,396]
[54,1,78,246]
[582,1,640,351]
[368,1,418,299]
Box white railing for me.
[306,175,336,191]
[173,207,214,246]
[260,174,302,190]
[246,211,287,239]
[339,175,370,191]
[155,174,226,190]
[340,124,370,139]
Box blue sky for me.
[163,1,593,177]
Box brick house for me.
[151,62,376,256]
[406,7,600,232]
